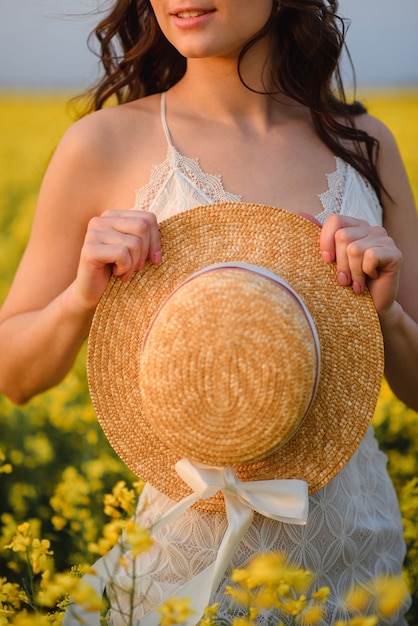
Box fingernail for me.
[153,250,162,264]
[352,281,364,295]
[338,272,350,286]
[321,251,333,263]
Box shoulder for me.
[352,111,410,181]
[56,94,164,168]
[40,94,166,215]
[353,111,399,155]
[352,111,410,199]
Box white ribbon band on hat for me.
[63,459,308,626]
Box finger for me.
[333,225,377,292]
[86,217,143,275]
[342,238,368,294]
[81,239,135,279]
[335,226,391,295]
[365,248,402,315]
[362,243,401,280]
[130,212,161,270]
[148,220,162,265]
[90,211,161,274]
[106,211,161,269]
[320,214,368,264]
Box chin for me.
[174,42,241,61]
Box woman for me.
[0,0,417,623]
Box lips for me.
[170,6,216,30]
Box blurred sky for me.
[0,0,418,89]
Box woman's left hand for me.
[319,214,403,318]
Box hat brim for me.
[87,203,384,512]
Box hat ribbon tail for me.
[62,459,308,626]
[140,458,309,625]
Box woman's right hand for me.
[0,108,165,402]
[0,209,162,403]
[72,210,162,311]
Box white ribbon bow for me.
[63,459,309,626]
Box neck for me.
[168,33,306,126]
[170,54,303,128]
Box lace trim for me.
[316,157,348,224]
[134,145,241,218]
[316,156,382,227]
[135,150,382,229]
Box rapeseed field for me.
[0,90,417,624]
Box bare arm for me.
[376,120,418,409]
[320,117,418,410]
[0,114,161,405]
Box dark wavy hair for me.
[81,0,384,200]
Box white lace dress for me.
[108,93,410,625]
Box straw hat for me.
[87,203,384,513]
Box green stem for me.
[23,552,38,611]
[128,554,137,626]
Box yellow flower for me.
[231,618,256,626]
[30,538,54,574]
[0,578,27,609]
[88,519,125,556]
[86,428,99,445]
[103,480,136,518]
[253,587,281,610]
[37,572,78,607]
[23,433,54,465]
[158,597,195,626]
[5,523,31,553]
[224,584,252,606]
[243,552,314,594]
[248,607,258,620]
[370,575,409,618]
[51,515,67,531]
[134,479,146,495]
[40,569,51,589]
[312,586,330,604]
[198,602,219,625]
[276,582,291,597]
[282,595,307,616]
[5,611,50,626]
[349,617,378,626]
[71,580,102,612]
[0,450,13,474]
[124,520,153,557]
[231,567,250,586]
[244,552,287,588]
[287,570,315,595]
[298,602,325,625]
[344,585,370,613]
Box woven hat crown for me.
[140,263,320,466]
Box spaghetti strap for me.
[160,92,173,147]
